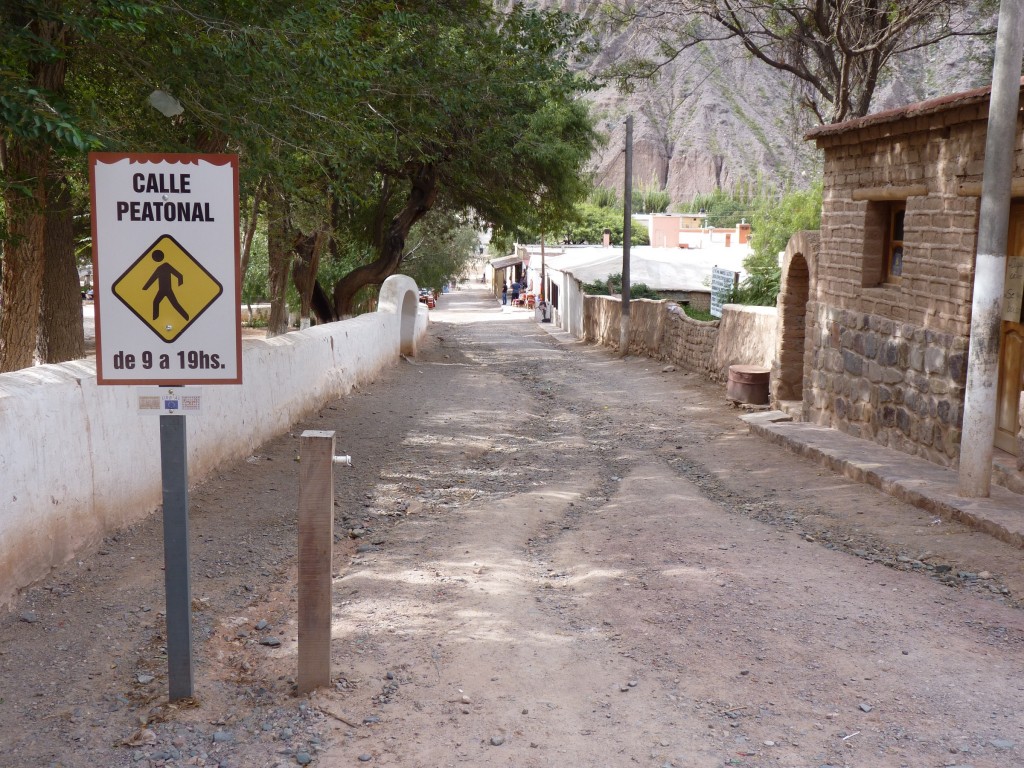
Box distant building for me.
[541,223,752,339]
[633,213,750,250]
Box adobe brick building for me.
[778,82,1024,470]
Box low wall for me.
[581,296,775,383]
[661,304,720,379]
[0,275,427,608]
[583,296,669,359]
[711,305,778,381]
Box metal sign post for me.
[160,414,194,699]
[91,153,240,702]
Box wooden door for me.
[996,204,1024,454]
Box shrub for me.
[731,181,822,306]
[582,272,661,299]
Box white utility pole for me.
[959,0,1024,497]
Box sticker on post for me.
[138,387,202,416]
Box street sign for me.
[114,235,223,343]
[710,265,739,319]
[90,153,241,385]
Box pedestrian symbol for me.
[112,234,223,342]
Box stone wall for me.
[583,296,667,359]
[661,304,720,379]
[581,295,772,383]
[712,305,777,381]
[806,303,967,466]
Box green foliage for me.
[749,180,822,265]
[0,1,156,156]
[320,240,374,292]
[563,203,649,246]
[489,231,514,258]
[686,187,756,228]
[2,0,601,331]
[589,187,618,208]
[633,181,671,214]
[581,273,661,299]
[401,215,479,292]
[681,305,716,322]
[241,230,269,307]
[731,181,823,306]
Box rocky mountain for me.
[519,2,996,208]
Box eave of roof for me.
[804,78,1023,141]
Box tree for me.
[38,172,84,362]
[633,179,672,214]
[0,0,152,371]
[563,202,650,246]
[731,181,822,305]
[1,2,70,371]
[401,216,480,292]
[326,3,599,316]
[582,273,662,299]
[1,1,600,367]
[613,1,994,124]
[687,187,756,227]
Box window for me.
[861,200,907,287]
[883,204,905,283]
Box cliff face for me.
[524,1,995,207]
[586,41,822,204]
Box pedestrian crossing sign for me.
[112,234,223,342]
[91,152,240,385]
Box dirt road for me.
[2,284,1023,768]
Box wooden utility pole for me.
[620,115,633,356]
[959,0,1024,497]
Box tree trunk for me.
[291,230,325,329]
[265,183,293,337]
[310,280,336,324]
[239,179,263,285]
[0,139,48,372]
[332,164,437,317]
[0,14,67,372]
[37,173,85,363]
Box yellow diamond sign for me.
[112,234,223,343]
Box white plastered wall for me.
[0,274,427,607]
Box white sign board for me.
[90,153,241,385]
[710,266,739,319]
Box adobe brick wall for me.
[807,95,996,465]
[583,296,668,360]
[581,295,772,383]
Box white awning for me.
[489,254,522,269]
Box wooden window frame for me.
[883,203,906,284]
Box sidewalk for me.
[739,411,1024,549]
